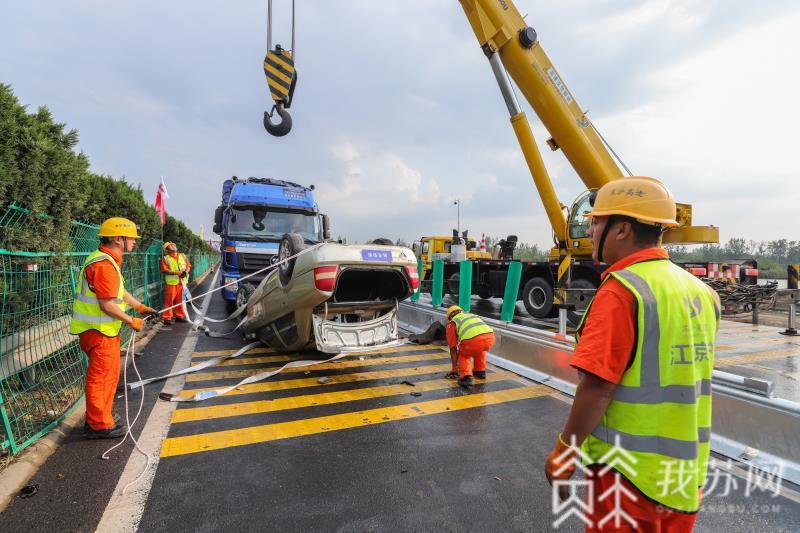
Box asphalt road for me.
[2,274,800,532]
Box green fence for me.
[0,205,216,455]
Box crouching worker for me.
[69,217,158,439]
[445,306,495,388]
[161,241,191,324]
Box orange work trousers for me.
[586,465,699,532]
[79,330,121,431]
[457,332,495,378]
[162,283,186,320]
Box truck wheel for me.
[477,284,492,299]
[370,237,393,245]
[522,277,555,318]
[447,273,460,296]
[236,283,256,311]
[566,278,597,326]
[278,233,306,286]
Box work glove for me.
[129,317,144,332]
[544,433,578,501]
[136,303,159,317]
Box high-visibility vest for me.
[69,250,127,337]
[576,259,719,512]
[164,253,188,286]
[451,312,493,342]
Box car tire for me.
[370,237,394,245]
[522,277,555,318]
[236,282,256,311]
[278,233,307,286]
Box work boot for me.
[84,422,126,440]
[164,318,175,325]
[445,371,459,380]
[458,375,473,388]
[84,413,120,431]
[473,370,486,380]
[175,317,189,323]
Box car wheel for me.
[278,233,307,286]
[370,237,394,245]
[522,277,555,318]
[236,283,256,311]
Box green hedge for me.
[0,83,210,254]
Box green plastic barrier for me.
[410,258,423,302]
[431,260,444,307]
[458,260,472,312]
[500,261,523,322]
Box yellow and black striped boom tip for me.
[264,49,295,104]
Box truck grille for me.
[238,253,274,272]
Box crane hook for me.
[264,103,292,137]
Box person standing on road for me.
[445,305,495,388]
[69,217,158,439]
[161,241,191,324]
[544,177,720,530]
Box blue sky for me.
[2,0,798,246]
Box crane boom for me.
[460,0,718,249]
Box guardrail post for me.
[431,260,444,307]
[789,265,799,290]
[410,258,423,302]
[458,260,472,312]
[500,261,522,322]
[781,301,799,336]
[143,253,150,307]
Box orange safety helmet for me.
[446,305,463,321]
[98,217,140,238]
[586,176,679,227]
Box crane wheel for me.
[522,277,556,318]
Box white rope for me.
[100,332,152,494]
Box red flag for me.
[155,176,169,225]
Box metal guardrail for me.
[398,301,800,486]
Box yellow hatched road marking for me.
[192,347,275,358]
[715,347,799,368]
[161,385,551,457]
[192,343,442,359]
[191,355,290,368]
[171,372,514,423]
[179,363,455,399]
[185,352,449,383]
[716,337,799,352]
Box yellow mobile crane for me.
[263,0,720,317]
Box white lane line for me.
[96,269,220,533]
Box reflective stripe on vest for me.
[164,253,187,286]
[576,259,719,512]
[451,312,492,341]
[69,250,127,337]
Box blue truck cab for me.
[212,176,330,312]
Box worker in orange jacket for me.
[69,217,158,439]
[161,241,192,324]
[444,305,495,388]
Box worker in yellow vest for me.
[69,217,158,439]
[445,305,495,388]
[161,241,192,324]
[544,177,720,530]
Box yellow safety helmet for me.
[446,305,463,321]
[97,217,140,238]
[586,176,679,227]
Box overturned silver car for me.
[242,234,419,353]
